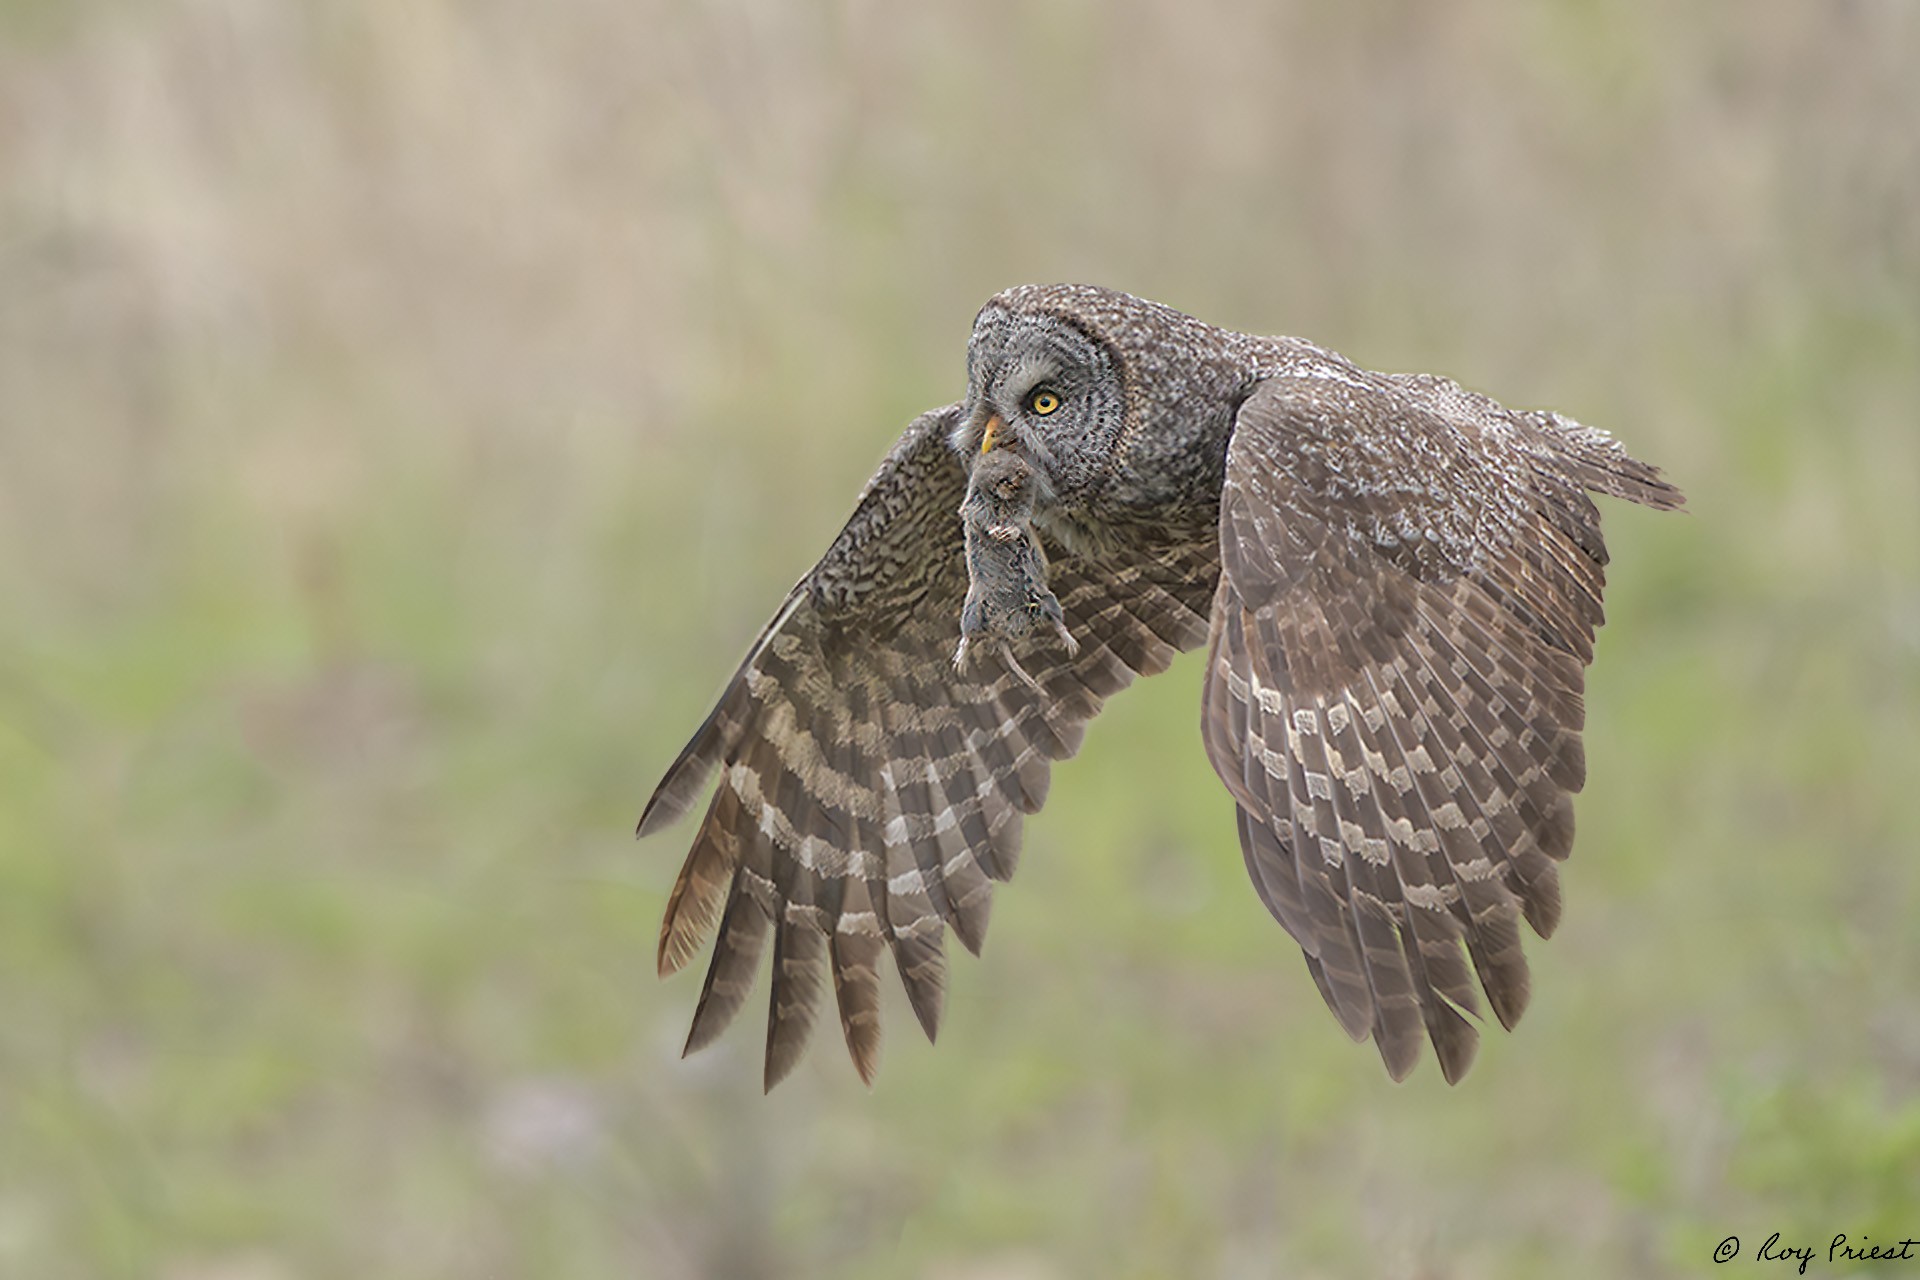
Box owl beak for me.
[979,414,1005,453]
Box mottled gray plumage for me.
[640,284,1684,1090]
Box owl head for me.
[951,291,1128,505]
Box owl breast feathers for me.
[639,284,1684,1090]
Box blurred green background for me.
[2,1,1917,1276]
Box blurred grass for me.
[2,1,1917,1277]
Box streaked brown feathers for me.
[645,403,1217,1088]
[640,286,1682,1088]
[1199,372,1679,1078]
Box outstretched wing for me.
[641,405,1217,1089]
[1203,371,1683,1083]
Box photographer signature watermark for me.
[1714,1233,1917,1274]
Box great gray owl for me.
[640,283,1684,1090]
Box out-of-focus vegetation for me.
[2,1,1916,1276]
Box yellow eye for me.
[1028,388,1061,416]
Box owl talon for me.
[1051,618,1079,657]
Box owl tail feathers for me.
[1540,412,1688,512]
